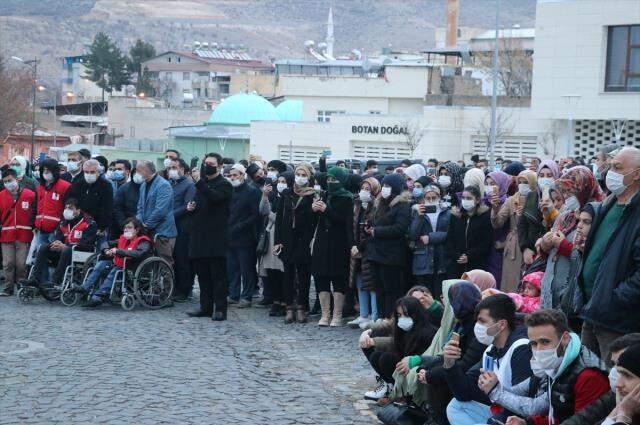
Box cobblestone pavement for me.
[0,294,380,424]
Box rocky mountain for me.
[0,0,536,80]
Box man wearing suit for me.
[135,160,177,265]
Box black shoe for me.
[186,309,212,318]
[268,303,280,316]
[0,288,13,297]
[39,285,58,302]
[256,298,273,308]
[72,287,88,295]
[82,298,102,308]
[20,278,40,288]
[212,311,227,321]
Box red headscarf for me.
[555,165,603,207]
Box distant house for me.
[0,133,72,163]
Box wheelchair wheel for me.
[17,287,33,303]
[121,294,136,311]
[81,254,99,278]
[60,288,80,307]
[133,257,174,309]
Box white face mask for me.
[359,190,372,203]
[4,180,19,192]
[43,172,54,182]
[530,358,547,378]
[63,208,75,221]
[438,175,451,188]
[562,195,580,212]
[276,183,287,193]
[381,186,392,199]
[295,176,309,186]
[123,230,135,240]
[313,184,322,192]
[230,178,243,188]
[461,199,476,211]
[67,161,79,173]
[267,171,278,180]
[538,177,554,189]
[33,170,40,179]
[163,158,173,168]
[168,169,180,180]
[518,183,532,196]
[474,322,500,346]
[133,174,145,185]
[105,170,113,179]
[606,169,634,196]
[609,367,619,393]
[532,339,564,377]
[84,173,97,184]
[397,317,414,332]
[369,168,379,174]
[484,186,495,196]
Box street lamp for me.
[12,56,39,164]
[561,94,582,158]
[138,92,145,98]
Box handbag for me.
[377,402,432,425]
[256,229,269,256]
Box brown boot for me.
[296,307,308,323]
[330,292,345,327]
[317,291,331,326]
[284,306,296,324]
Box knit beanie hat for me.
[382,173,405,196]
[617,344,640,378]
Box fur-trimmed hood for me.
[450,203,490,218]
[374,190,412,209]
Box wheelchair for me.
[80,249,174,311]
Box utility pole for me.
[489,0,500,169]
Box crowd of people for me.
[0,144,639,424]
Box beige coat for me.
[491,195,523,292]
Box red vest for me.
[114,235,153,268]
[0,188,36,243]
[36,178,71,233]
[60,216,91,245]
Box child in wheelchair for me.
[21,198,96,299]
[74,217,152,307]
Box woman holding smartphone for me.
[408,185,451,299]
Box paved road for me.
[0,295,379,424]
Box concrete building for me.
[61,56,126,104]
[142,47,275,107]
[532,0,640,158]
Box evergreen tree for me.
[128,39,156,96]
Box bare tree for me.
[474,38,533,97]
[400,119,426,158]
[0,55,32,137]
[475,109,515,157]
[539,121,562,159]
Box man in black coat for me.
[227,163,261,307]
[60,149,91,183]
[112,171,142,237]
[186,153,233,321]
[65,159,113,248]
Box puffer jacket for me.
[560,390,614,425]
[365,191,413,267]
[408,206,451,276]
[349,196,376,291]
[445,204,493,278]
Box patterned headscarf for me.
[440,162,464,194]
[555,165,603,207]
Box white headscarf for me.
[463,168,485,195]
[404,164,426,182]
[11,155,28,178]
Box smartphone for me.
[451,332,460,343]
[493,185,499,196]
[265,177,273,186]
[484,356,495,372]
[424,205,437,214]
[542,186,551,201]
[426,167,437,175]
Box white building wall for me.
[532,0,640,120]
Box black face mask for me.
[202,164,217,176]
[254,177,266,186]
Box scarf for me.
[424,279,459,356]
[326,166,352,206]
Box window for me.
[351,142,411,160]
[279,145,329,162]
[316,110,346,123]
[369,110,382,115]
[605,25,640,92]
[167,57,171,63]
[472,137,538,161]
[183,72,190,81]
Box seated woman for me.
[76,218,152,308]
[359,296,437,402]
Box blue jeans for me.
[82,260,111,291]
[356,273,378,321]
[92,266,121,301]
[227,246,257,302]
[446,399,492,425]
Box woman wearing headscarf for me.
[517,170,544,267]
[348,177,381,329]
[437,162,464,208]
[6,155,38,192]
[275,163,318,324]
[311,166,354,327]
[446,185,492,279]
[462,167,486,197]
[538,165,603,309]
[503,161,526,197]
[462,269,497,292]
[484,170,511,287]
[366,173,413,319]
[403,164,427,191]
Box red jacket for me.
[0,188,36,243]
[114,235,153,268]
[36,178,71,233]
[60,216,92,245]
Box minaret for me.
[326,7,335,58]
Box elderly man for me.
[135,160,177,265]
[581,146,640,363]
[227,163,261,307]
[66,159,113,248]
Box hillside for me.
[0,0,536,80]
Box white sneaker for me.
[364,376,391,401]
[347,316,369,328]
[358,318,373,330]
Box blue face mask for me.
[111,170,125,181]
[494,164,502,171]
[412,187,424,198]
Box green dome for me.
[275,99,303,121]
[208,92,279,125]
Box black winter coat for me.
[228,182,261,248]
[581,191,640,334]
[113,181,140,235]
[188,175,232,259]
[518,191,545,252]
[275,190,316,265]
[409,207,451,276]
[446,205,492,278]
[66,177,114,231]
[366,192,413,267]
[311,195,354,277]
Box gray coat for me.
[408,206,451,276]
[541,211,577,309]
